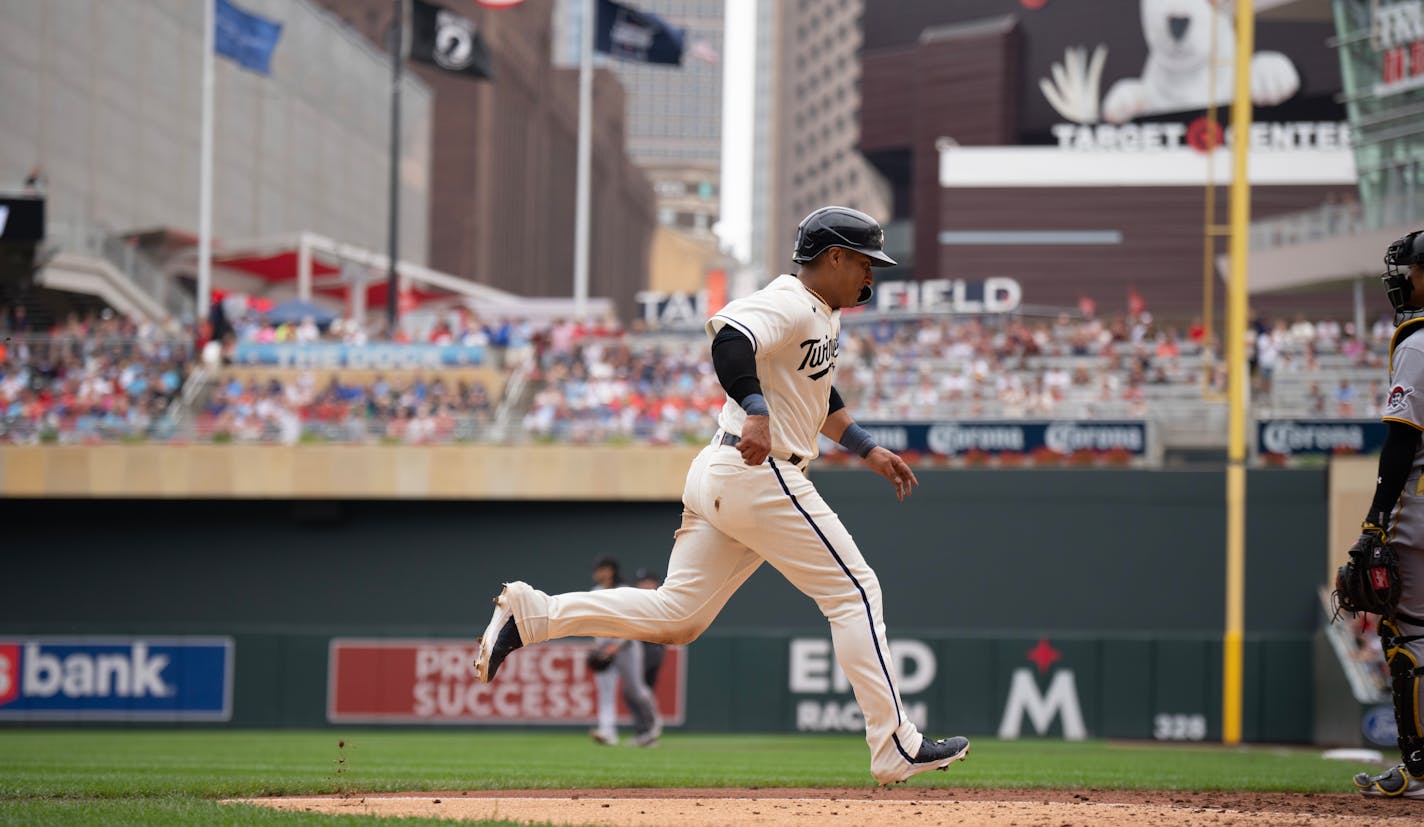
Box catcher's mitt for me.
[1333,515,1401,619]
[586,646,615,673]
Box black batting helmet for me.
[1382,229,1424,316]
[792,206,897,269]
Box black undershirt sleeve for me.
[1369,420,1423,520]
[711,326,763,406]
[828,386,846,416]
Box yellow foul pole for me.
[1223,0,1254,746]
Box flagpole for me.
[386,0,405,340]
[573,0,595,322]
[198,0,216,323]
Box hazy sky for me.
[717,0,755,264]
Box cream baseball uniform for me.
[499,275,937,784]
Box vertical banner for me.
[705,269,727,317]
[410,0,495,80]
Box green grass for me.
[0,730,1393,825]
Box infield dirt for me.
[237,787,1422,826]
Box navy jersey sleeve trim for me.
[711,314,759,353]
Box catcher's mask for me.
[1383,230,1424,321]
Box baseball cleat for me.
[915,736,971,771]
[632,719,662,748]
[590,729,618,746]
[473,586,523,683]
[1354,764,1424,799]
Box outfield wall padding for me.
[0,468,1324,634]
[0,468,1327,741]
[0,627,1312,743]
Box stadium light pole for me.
[198,0,215,323]
[386,0,406,340]
[573,0,595,322]
[1223,0,1254,747]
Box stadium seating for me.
[0,308,1392,446]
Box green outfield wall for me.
[0,628,1309,744]
[0,468,1326,741]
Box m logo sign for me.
[997,639,1087,740]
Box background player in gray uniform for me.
[587,556,660,747]
[473,206,971,785]
[1346,230,1424,800]
[634,568,667,693]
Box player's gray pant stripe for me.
[768,458,922,765]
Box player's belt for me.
[713,430,807,471]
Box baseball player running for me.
[474,206,970,784]
[1339,229,1424,800]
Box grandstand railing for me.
[490,356,536,441]
[46,222,196,322]
[1248,192,1419,254]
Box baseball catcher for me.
[1337,229,1424,800]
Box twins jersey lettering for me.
[708,275,840,461]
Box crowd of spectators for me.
[214,298,568,355]
[196,308,611,444]
[0,308,193,443]
[197,373,495,444]
[517,309,1392,437]
[835,314,1176,420]
[523,333,722,445]
[831,310,1389,421]
[0,298,1399,445]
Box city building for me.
[554,0,726,300]
[858,0,1364,322]
[0,0,432,323]
[1230,0,1424,320]
[319,0,656,318]
[768,0,890,281]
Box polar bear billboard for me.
[924,0,1351,187]
[1041,0,1300,125]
